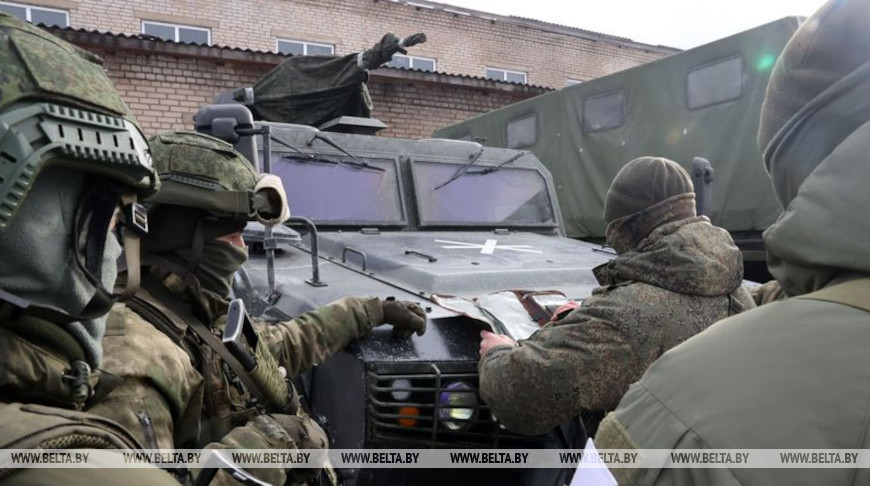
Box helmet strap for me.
[188,217,206,275]
[117,192,145,300]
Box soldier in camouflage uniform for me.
[90,130,427,485]
[596,1,870,484]
[478,157,753,437]
[0,11,176,484]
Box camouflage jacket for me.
[595,41,870,484]
[91,271,383,484]
[479,210,754,436]
[0,314,181,483]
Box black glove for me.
[402,33,427,48]
[382,298,427,339]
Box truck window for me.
[412,160,556,227]
[272,155,405,226]
[583,90,624,132]
[687,56,744,109]
[506,114,536,149]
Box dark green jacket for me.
[596,29,870,484]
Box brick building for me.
[3,0,679,138]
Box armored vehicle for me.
[196,34,615,484]
[433,17,802,279]
[194,102,612,485]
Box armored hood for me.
[759,0,870,296]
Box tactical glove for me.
[381,298,427,338]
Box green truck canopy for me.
[434,18,802,243]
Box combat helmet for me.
[0,12,158,307]
[0,12,158,229]
[143,130,288,263]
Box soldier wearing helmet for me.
[0,11,177,484]
[90,130,427,485]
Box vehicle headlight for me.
[389,378,413,401]
[437,381,478,431]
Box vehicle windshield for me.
[272,155,405,225]
[412,160,556,227]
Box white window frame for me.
[141,20,211,45]
[0,1,68,27]
[387,53,437,72]
[276,39,335,56]
[486,67,527,84]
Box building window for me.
[506,114,536,149]
[566,78,583,86]
[386,54,436,72]
[583,90,624,133]
[142,20,211,45]
[687,56,744,109]
[277,39,334,56]
[486,68,527,84]
[0,1,68,27]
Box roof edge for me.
[382,0,682,54]
[45,26,554,93]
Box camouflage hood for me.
[759,0,870,296]
[596,194,744,297]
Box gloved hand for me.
[381,298,427,338]
[401,33,427,49]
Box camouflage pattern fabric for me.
[0,318,180,485]
[0,12,128,117]
[479,195,753,436]
[149,131,257,194]
[89,304,204,450]
[146,131,259,219]
[95,271,385,484]
[595,2,870,484]
[0,13,173,484]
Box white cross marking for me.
[481,239,498,254]
[434,238,543,254]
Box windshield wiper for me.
[308,133,385,172]
[433,147,485,191]
[270,134,307,155]
[272,135,343,166]
[282,154,341,165]
[465,151,528,175]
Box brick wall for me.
[86,46,537,139]
[57,0,674,88]
[93,48,273,134]
[368,80,532,139]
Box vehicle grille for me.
[366,362,552,448]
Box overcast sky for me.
[439,0,828,49]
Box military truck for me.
[432,17,802,279]
[195,31,613,481]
